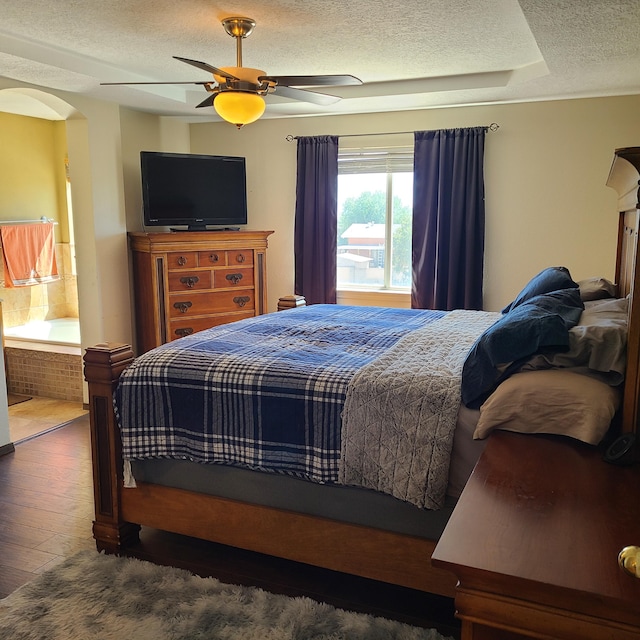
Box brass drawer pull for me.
[180,276,199,288]
[174,328,194,338]
[226,273,243,285]
[177,255,188,266]
[233,296,251,308]
[173,301,192,314]
[619,546,640,578]
[236,253,246,264]
[209,253,220,263]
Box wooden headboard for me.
[607,147,640,436]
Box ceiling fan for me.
[102,17,362,128]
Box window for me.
[337,146,413,290]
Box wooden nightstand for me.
[432,431,640,640]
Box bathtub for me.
[4,317,81,355]
[3,317,84,403]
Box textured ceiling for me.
[0,0,638,121]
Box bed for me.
[84,146,640,600]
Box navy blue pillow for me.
[502,267,578,313]
[462,288,584,408]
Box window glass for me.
[337,170,412,290]
[390,172,413,288]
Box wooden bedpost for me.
[83,343,141,552]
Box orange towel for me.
[1,222,59,288]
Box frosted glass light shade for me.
[214,91,266,127]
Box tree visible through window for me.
[337,168,413,290]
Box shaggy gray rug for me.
[0,551,453,640]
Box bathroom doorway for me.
[0,95,87,443]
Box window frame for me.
[337,142,414,292]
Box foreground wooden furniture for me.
[129,230,273,353]
[432,432,640,639]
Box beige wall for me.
[53,120,71,243]
[64,102,130,353]
[120,109,190,233]
[0,112,66,238]
[118,109,191,351]
[188,95,640,312]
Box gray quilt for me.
[340,309,500,510]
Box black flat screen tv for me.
[141,151,247,230]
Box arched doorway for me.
[0,88,89,442]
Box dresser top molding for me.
[128,230,274,253]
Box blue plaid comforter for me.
[115,304,446,483]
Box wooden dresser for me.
[432,432,640,640]
[129,230,273,353]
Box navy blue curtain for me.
[294,135,339,304]
[411,127,487,310]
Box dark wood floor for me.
[0,415,460,639]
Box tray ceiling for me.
[0,0,638,121]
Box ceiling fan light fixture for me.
[214,90,266,128]
[102,16,360,118]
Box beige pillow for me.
[474,369,620,445]
[578,277,617,301]
[519,296,629,384]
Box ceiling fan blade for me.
[273,85,341,105]
[196,94,216,108]
[173,56,241,81]
[101,81,211,86]
[262,74,362,87]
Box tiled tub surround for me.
[4,345,83,403]
[0,243,78,325]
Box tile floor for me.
[8,396,88,443]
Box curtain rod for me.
[285,122,499,142]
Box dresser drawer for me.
[198,250,226,266]
[214,267,254,288]
[169,311,255,340]
[227,249,253,266]
[169,289,255,318]
[168,271,212,291]
[167,251,198,269]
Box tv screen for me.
[141,151,247,230]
